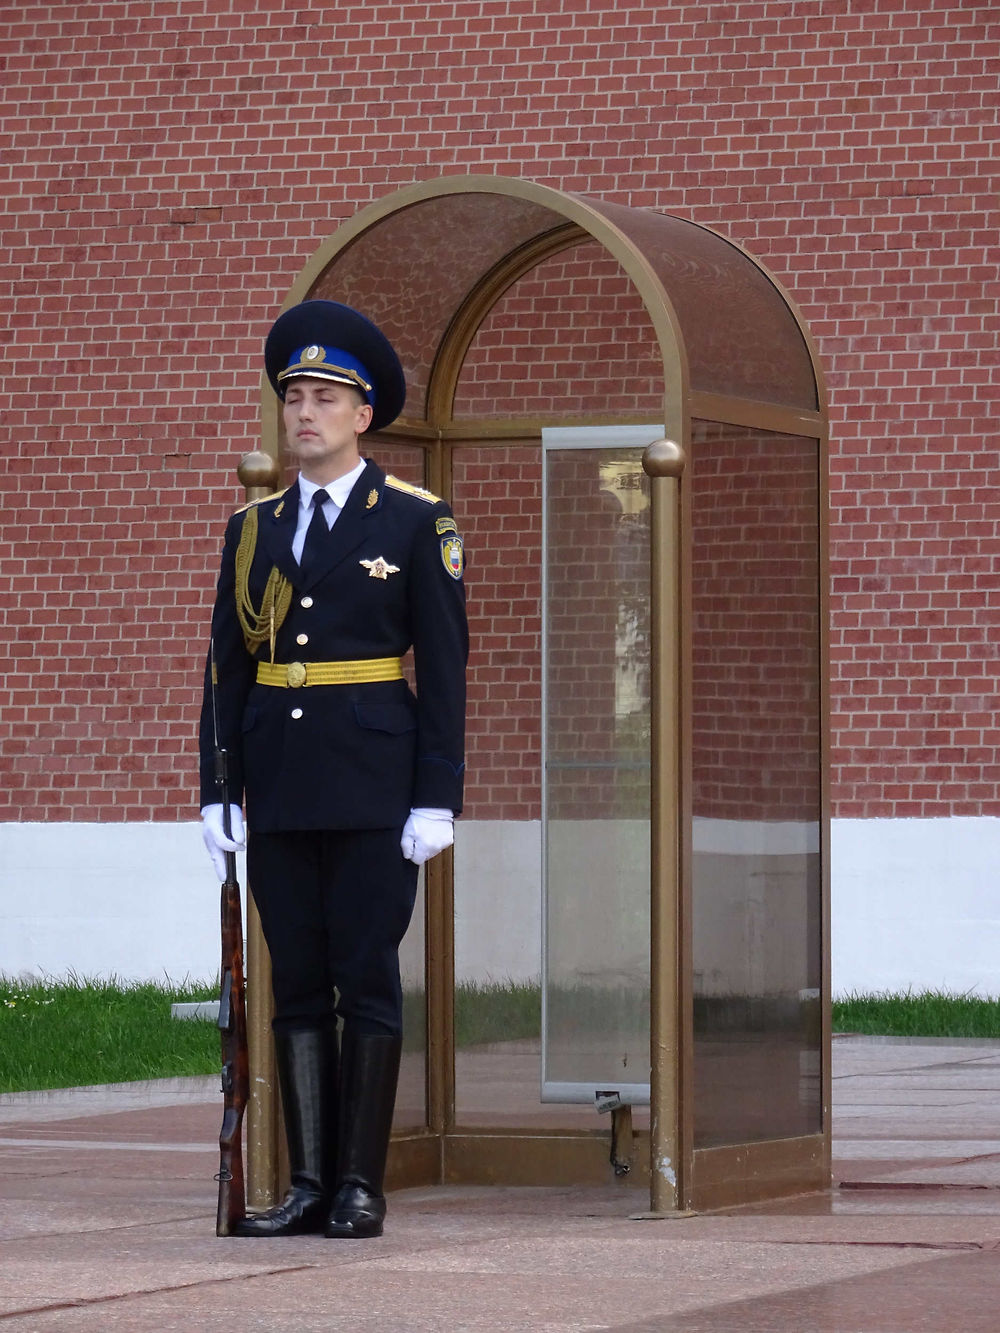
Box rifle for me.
[210,646,249,1236]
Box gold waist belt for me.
[256,658,404,688]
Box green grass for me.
[4,979,1000,1094]
[832,989,1000,1039]
[455,978,541,1047]
[0,975,220,1094]
[0,975,546,1094]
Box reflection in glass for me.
[690,422,822,1148]
[396,871,427,1129]
[375,445,428,1131]
[542,432,656,1106]
[451,444,554,1128]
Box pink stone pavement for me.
[2,1036,1000,1330]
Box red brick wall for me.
[691,424,821,822]
[1,1,997,822]
[454,244,664,420]
[453,446,541,821]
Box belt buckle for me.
[286,661,307,688]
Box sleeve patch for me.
[435,516,458,535]
[441,535,464,580]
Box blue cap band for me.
[277,344,375,402]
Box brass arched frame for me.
[247,174,830,1214]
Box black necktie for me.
[300,489,331,575]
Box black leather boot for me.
[233,1026,335,1237]
[324,1030,402,1239]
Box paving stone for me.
[2,1038,1000,1330]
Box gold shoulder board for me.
[385,475,442,505]
[233,486,289,516]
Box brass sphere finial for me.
[641,439,686,479]
[237,450,281,499]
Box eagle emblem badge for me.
[360,556,401,580]
[441,536,464,580]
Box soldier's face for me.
[282,378,374,481]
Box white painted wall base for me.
[453,820,541,984]
[4,817,1000,996]
[1,822,234,983]
[830,816,1000,996]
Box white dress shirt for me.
[292,460,367,564]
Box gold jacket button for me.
[290,708,303,720]
[296,633,309,645]
[300,596,313,608]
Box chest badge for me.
[360,556,401,580]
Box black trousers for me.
[247,827,419,1037]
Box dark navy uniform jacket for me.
[199,459,468,832]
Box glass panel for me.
[396,870,427,1129]
[542,428,657,1108]
[372,443,427,1130]
[690,422,822,1148]
[309,189,818,423]
[308,194,567,419]
[451,443,585,1128]
[585,200,819,410]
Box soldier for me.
[199,300,468,1238]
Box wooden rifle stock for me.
[214,746,249,1236]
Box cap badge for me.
[360,556,401,580]
[303,345,325,363]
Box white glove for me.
[201,803,246,880]
[401,807,454,866]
